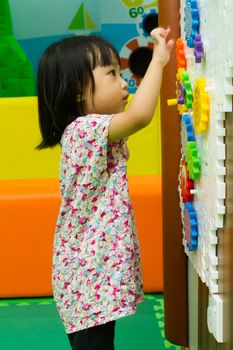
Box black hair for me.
[36,35,120,149]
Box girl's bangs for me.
[90,43,120,69]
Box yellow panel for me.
[0,97,61,179]
[126,95,161,175]
[0,95,161,179]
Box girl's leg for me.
[67,320,116,350]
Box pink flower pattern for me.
[52,114,144,333]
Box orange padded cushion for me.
[129,175,163,293]
[0,176,162,297]
[0,179,60,297]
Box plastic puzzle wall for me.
[168,0,233,343]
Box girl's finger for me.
[160,28,171,39]
[150,27,170,41]
[166,39,175,52]
[150,28,163,43]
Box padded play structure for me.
[0,96,161,180]
[0,175,162,297]
[0,95,163,297]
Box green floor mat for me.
[0,294,180,350]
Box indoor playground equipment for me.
[0,176,163,297]
[177,0,232,343]
[161,0,233,348]
[0,0,163,305]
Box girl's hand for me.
[150,27,174,67]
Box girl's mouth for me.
[123,94,129,101]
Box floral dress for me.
[52,114,144,334]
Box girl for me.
[37,28,174,350]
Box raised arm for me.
[108,27,174,142]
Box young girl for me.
[37,28,173,350]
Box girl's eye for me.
[110,70,116,76]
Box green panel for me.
[68,3,85,30]
[0,0,13,35]
[86,9,95,29]
[0,1,35,97]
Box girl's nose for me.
[120,77,128,90]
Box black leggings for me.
[67,321,116,350]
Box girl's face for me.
[84,63,129,115]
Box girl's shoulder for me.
[62,114,113,144]
[67,114,113,131]
[77,113,113,121]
